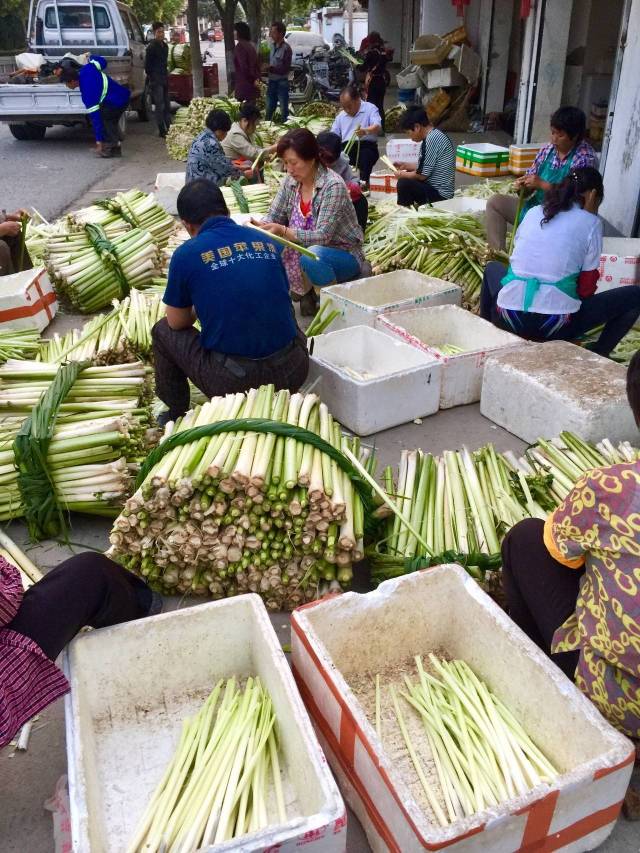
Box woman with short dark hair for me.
[257,128,365,315]
[486,106,598,250]
[233,21,261,104]
[186,109,249,186]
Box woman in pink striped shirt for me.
[0,553,158,748]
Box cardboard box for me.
[453,43,481,83]
[598,237,640,291]
[291,565,634,853]
[0,267,57,331]
[410,34,449,66]
[425,88,451,123]
[64,595,346,852]
[456,142,510,177]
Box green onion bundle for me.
[221,183,272,215]
[39,290,165,365]
[168,42,191,73]
[386,655,557,826]
[306,298,341,336]
[293,101,339,120]
[127,677,285,852]
[84,190,177,248]
[0,328,42,363]
[384,104,407,133]
[0,360,154,520]
[364,207,506,310]
[455,178,517,200]
[45,227,161,313]
[110,385,373,609]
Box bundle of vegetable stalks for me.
[38,289,165,365]
[293,100,339,120]
[127,677,285,852]
[168,41,191,73]
[306,299,341,336]
[0,360,155,525]
[109,385,374,609]
[508,431,640,506]
[364,207,506,310]
[76,189,177,248]
[222,183,272,215]
[0,328,41,364]
[166,96,243,160]
[369,445,543,584]
[387,655,557,826]
[455,178,517,200]
[45,226,161,312]
[384,104,407,133]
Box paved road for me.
[0,41,227,219]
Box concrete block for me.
[480,340,638,444]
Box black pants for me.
[343,139,378,185]
[152,318,310,419]
[6,554,152,661]
[502,518,583,679]
[352,194,369,231]
[366,77,386,134]
[149,75,172,132]
[396,177,444,207]
[100,102,127,148]
[481,261,640,357]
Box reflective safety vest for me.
[85,59,109,113]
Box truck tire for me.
[136,85,153,122]
[9,123,47,141]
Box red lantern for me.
[521,0,533,17]
[452,0,470,17]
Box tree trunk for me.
[187,0,204,97]
[215,0,239,95]
[242,0,261,46]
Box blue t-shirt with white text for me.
[164,217,297,358]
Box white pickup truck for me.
[0,0,151,140]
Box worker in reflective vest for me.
[57,56,130,158]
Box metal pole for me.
[347,0,353,47]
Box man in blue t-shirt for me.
[153,178,309,424]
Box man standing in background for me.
[265,21,292,123]
[145,22,172,138]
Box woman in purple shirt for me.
[233,22,261,104]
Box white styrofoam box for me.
[385,138,421,166]
[154,171,185,190]
[291,565,634,853]
[319,270,462,332]
[376,304,526,408]
[425,65,466,88]
[430,196,486,221]
[64,595,346,853]
[308,325,442,435]
[480,340,638,444]
[597,237,640,291]
[369,172,393,193]
[0,267,57,331]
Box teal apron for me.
[500,266,579,313]
[518,146,576,224]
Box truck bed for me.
[0,83,87,122]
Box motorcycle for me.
[289,35,358,104]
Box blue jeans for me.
[265,78,289,122]
[300,245,361,288]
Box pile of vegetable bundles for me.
[110,385,374,610]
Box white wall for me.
[421,0,481,48]
[530,0,573,140]
[368,0,403,62]
[600,0,640,236]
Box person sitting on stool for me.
[394,106,455,207]
[317,130,369,231]
[330,84,382,190]
[152,179,309,425]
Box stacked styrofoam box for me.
[292,565,634,853]
[480,340,638,444]
[307,325,442,435]
[0,267,57,331]
[431,196,486,222]
[386,138,421,167]
[456,142,510,177]
[64,595,346,852]
[154,172,186,190]
[509,143,543,176]
[425,66,466,88]
[376,304,526,408]
[597,237,640,292]
[319,270,462,332]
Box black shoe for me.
[300,289,319,317]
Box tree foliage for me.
[127,0,185,25]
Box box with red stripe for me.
[0,267,57,332]
[291,565,633,852]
